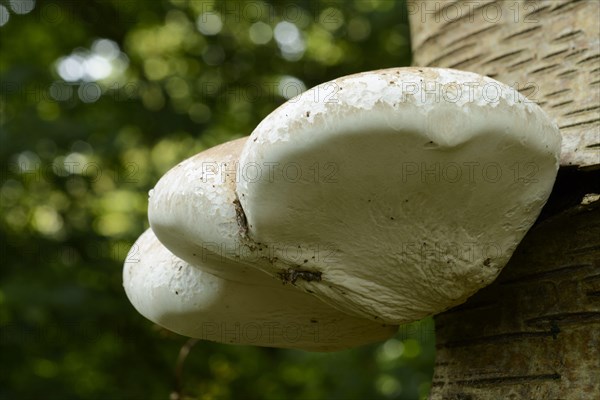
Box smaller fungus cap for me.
[123,229,397,351]
[148,138,270,284]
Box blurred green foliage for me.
[0,0,432,399]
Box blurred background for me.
[0,0,434,399]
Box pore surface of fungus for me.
[124,229,397,351]
[236,68,561,323]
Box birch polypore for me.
[143,67,560,328]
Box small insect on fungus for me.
[279,268,322,285]
[232,198,248,237]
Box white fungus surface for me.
[134,68,561,333]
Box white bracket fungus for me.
[125,67,561,349]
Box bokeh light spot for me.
[376,374,402,397]
[144,57,170,81]
[55,39,128,88]
[347,17,371,41]
[49,81,73,101]
[196,12,223,35]
[274,21,305,61]
[57,55,86,82]
[9,0,35,15]
[33,206,64,236]
[278,76,306,100]
[84,55,112,81]
[381,338,405,361]
[78,83,101,103]
[274,21,300,45]
[249,21,272,45]
[318,7,344,32]
[91,39,120,60]
[37,100,60,121]
[402,338,422,358]
[0,5,10,26]
[94,212,135,237]
[64,152,89,172]
[165,76,190,99]
[188,103,211,124]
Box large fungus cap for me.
[236,67,561,323]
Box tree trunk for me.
[408,0,600,168]
[431,203,600,398]
[407,0,600,397]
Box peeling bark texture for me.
[409,0,600,169]
[430,203,600,399]
[408,2,599,396]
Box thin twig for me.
[171,338,199,400]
